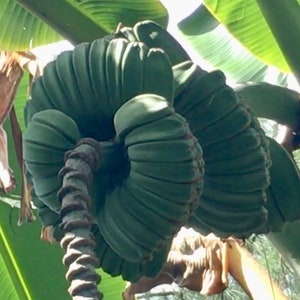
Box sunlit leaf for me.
[201,0,300,72]
[178,4,218,35]
[0,0,62,50]
[0,0,168,51]
[176,22,289,85]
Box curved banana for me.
[105,38,129,114]
[132,20,190,66]
[266,137,300,223]
[236,82,300,132]
[23,109,82,212]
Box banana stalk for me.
[58,138,104,299]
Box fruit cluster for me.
[23,21,271,286]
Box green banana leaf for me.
[0,199,69,299]
[268,220,300,279]
[176,3,290,85]
[1,0,168,50]
[0,198,125,299]
[0,0,61,50]
[201,0,300,73]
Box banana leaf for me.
[268,220,300,279]
[201,0,300,73]
[1,0,168,50]
[176,2,291,86]
[0,199,125,299]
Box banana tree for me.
[0,0,299,299]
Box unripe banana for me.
[133,20,190,66]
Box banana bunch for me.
[23,32,204,282]
[174,62,271,237]
[25,35,174,138]
[124,21,271,238]
[23,19,277,287]
[97,94,203,262]
[119,20,271,237]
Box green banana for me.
[98,185,172,262]
[27,71,54,118]
[139,240,172,278]
[24,161,62,179]
[94,228,143,281]
[69,42,98,115]
[99,247,123,277]
[174,69,226,115]
[114,185,172,237]
[236,82,300,131]
[205,167,270,193]
[124,177,190,221]
[97,190,152,263]
[199,195,268,223]
[41,60,68,110]
[143,47,174,101]
[171,61,271,235]
[88,38,111,116]
[117,26,137,42]
[202,182,267,207]
[264,189,286,232]
[188,215,217,236]
[190,203,268,238]
[267,137,300,222]
[183,87,239,134]
[205,147,269,175]
[132,20,190,66]
[114,94,174,142]
[55,50,85,115]
[129,170,201,205]
[22,29,276,287]
[23,109,82,212]
[194,104,252,147]
[114,184,169,240]
[128,139,197,163]
[95,226,171,282]
[120,41,148,103]
[105,38,129,114]
[23,109,81,169]
[172,60,199,97]
[124,113,189,146]
[120,42,174,106]
[130,160,200,183]
[24,97,44,125]
[31,176,61,213]
[202,128,262,162]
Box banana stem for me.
[58,138,103,299]
[227,240,288,300]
